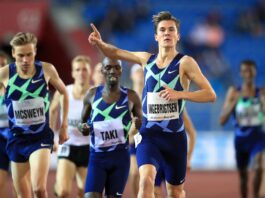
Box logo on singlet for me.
[31,79,43,84]
[115,105,126,110]
[168,69,177,74]
[41,143,51,147]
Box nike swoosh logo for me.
[116,192,123,196]
[41,143,51,147]
[115,105,126,110]
[32,79,43,83]
[168,70,177,74]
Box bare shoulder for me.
[227,86,237,93]
[226,86,238,98]
[0,64,9,75]
[85,86,98,102]
[0,65,10,84]
[132,52,152,66]
[41,61,56,72]
[180,55,198,69]
[127,89,138,98]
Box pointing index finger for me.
[90,23,99,34]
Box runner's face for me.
[240,64,256,83]
[102,60,122,85]
[72,62,90,85]
[12,43,36,72]
[155,20,180,48]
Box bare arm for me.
[88,23,151,66]
[219,86,239,126]
[49,91,61,131]
[43,62,69,144]
[181,56,216,102]
[0,65,9,88]
[160,56,216,103]
[81,91,93,123]
[79,88,95,135]
[128,89,142,130]
[260,87,265,112]
[183,109,196,169]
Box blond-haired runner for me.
[0,32,69,198]
[50,55,92,198]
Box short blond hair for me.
[71,55,91,71]
[10,32,37,48]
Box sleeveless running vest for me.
[233,87,264,136]
[141,53,185,133]
[88,86,132,152]
[63,84,89,146]
[5,61,50,137]
[0,95,9,138]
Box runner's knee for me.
[32,186,46,197]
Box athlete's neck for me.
[104,83,120,95]
[73,82,90,99]
[102,83,120,104]
[241,81,256,97]
[157,48,178,68]
[16,63,36,79]
[242,81,255,91]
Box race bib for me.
[134,132,142,148]
[12,98,45,126]
[0,105,8,128]
[57,145,70,157]
[147,92,179,121]
[236,105,263,127]
[93,119,125,148]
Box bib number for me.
[12,98,45,126]
[57,145,70,157]
[134,132,142,148]
[147,92,179,121]
[93,119,125,148]
[0,105,8,128]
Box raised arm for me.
[43,62,69,144]
[219,86,239,126]
[88,23,151,66]
[182,109,196,170]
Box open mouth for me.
[164,38,171,42]
[109,76,117,81]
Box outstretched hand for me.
[88,23,102,45]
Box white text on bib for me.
[93,119,125,148]
[147,92,179,121]
[12,98,45,126]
